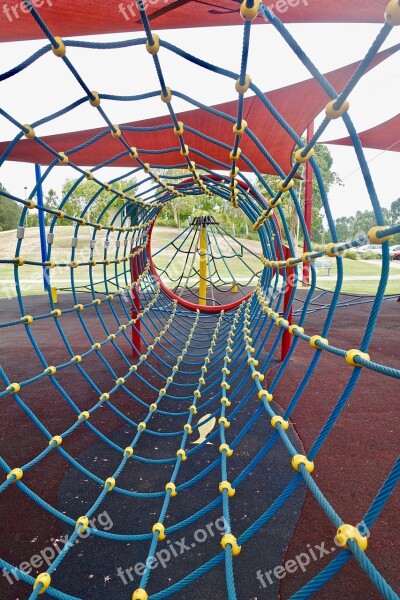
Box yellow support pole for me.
[51,287,58,304]
[199,226,207,306]
[232,284,238,293]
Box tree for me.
[256,142,343,248]
[0,182,22,231]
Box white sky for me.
[0,19,399,220]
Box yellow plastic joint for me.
[219,481,235,497]
[78,411,90,421]
[180,144,190,157]
[385,0,400,25]
[161,87,172,103]
[368,226,393,244]
[221,533,241,555]
[146,33,160,55]
[7,468,23,481]
[230,147,242,161]
[72,355,82,364]
[251,371,265,382]
[233,119,247,135]
[289,325,304,336]
[124,447,134,458]
[33,573,51,595]
[292,454,314,473]
[219,443,233,457]
[23,124,35,139]
[174,121,184,135]
[184,424,193,434]
[44,366,57,376]
[74,304,84,311]
[271,416,289,430]
[132,590,148,600]
[58,152,69,165]
[235,74,251,94]
[6,383,20,394]
[21,314,33,324]
[165,482,177,497]
[149,403,158,413]
[189,405,198,415]
[345,349,370,367]
[336,524,368,551]
[89,91,100,107]
[309,335,328,349]
[258,389,273,402]
[176,449,187,461]
[240,0,261,20]
[76,516,89,533]
[221,397,232,407]
[152,522,166,540]
[130,147,139,159]
[137,422,146,432]
[325,99,350,119]
[111,124,121,138]
[49,436,62,447]
[295,147,315,164]
[325,243,344,257]
[278,180,294,192]
[302,252,316,264]
[51,36,66,57]
[105,477,116,492]
[218,417,230,429]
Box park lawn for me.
[319,278,399,296]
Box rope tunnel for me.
[0,2,399,599]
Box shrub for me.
[361,251,380,260]
[344,250,358,260]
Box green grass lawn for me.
[0,226,398,299]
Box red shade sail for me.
[0,0,389,43]
[325,113,400,153]
[0,45,397,174]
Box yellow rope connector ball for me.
[124,447,134,458]
[89,91,100,107]
[44,366,57,376]
[221,533,241,556]
[325,243,344,257]
[137,422,146,432]
[230,147,242,161]
[219,481,235,497]
[289,325,304,336]
[49,436,62,447]
[218,417,230,429]
[152,522,166,540]
[104,477,116,492]
[161,87,172,103]
[7,468,23,481]
[258,389,273,402]
[51,36,66,57]
[251,371,264,382]
[21,314,33,324]
[174,121,184,135]
[295,147,315,164]
[385,0,400,25]
[58,152,69,165]
[111,124,121,138]
[23,124,35,139]
[189,405,198,415]
[325,99,350,119]
[6,383,20,394]
[336,524,368,551]
[233,119,247,135]
[368,225,393,244]
[240,0,261,20]
[176,449,187,461]
[78,411,90,421]
[219,443,233,457]
[132,589,148,600]
[345,349,371,367]
[184,424,193,434]
[149,403,158,413]
[221,397,232,407]
[309,335,328,349]
[166,482,177,497]
[146,33,160,55]
[278,179,294,192]
[76,516,89,533]
[51,309,62,317]
[271,416,289,430]
[292,454,315,473]
[33,573,51,595]
[235,74,251,94]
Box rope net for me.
[0,2,399,599]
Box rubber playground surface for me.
[0,290,398,599]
